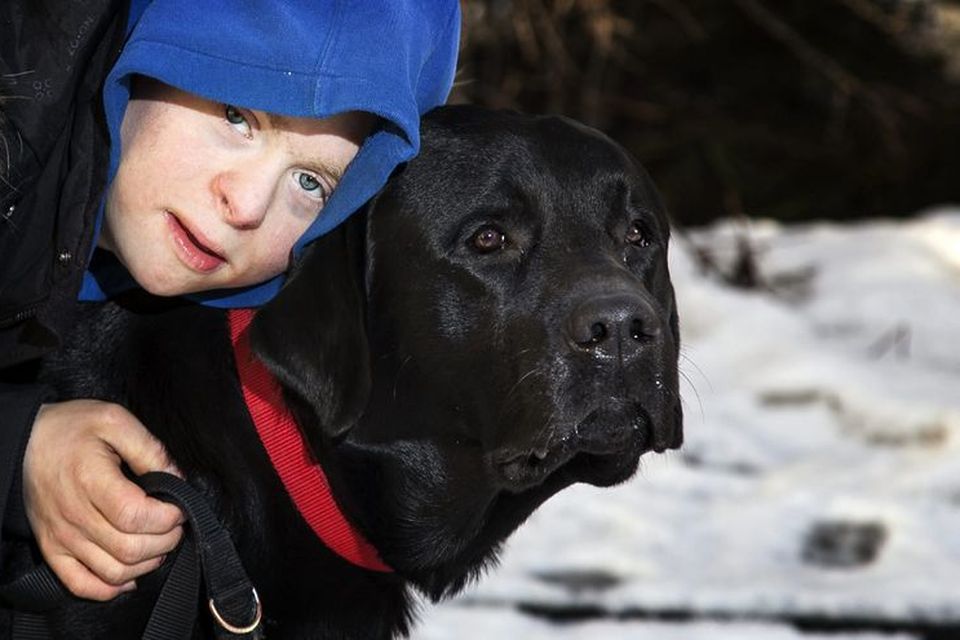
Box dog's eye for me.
[626,220,651,247]
[471,226,507,253]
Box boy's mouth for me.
[165,210,227,273]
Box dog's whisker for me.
[679,350,711,391]
[497,365,550,429]
[678,368,704,419]
[539,384,571,439]
[540,407,560,440]
[504,366,544,402]
[661,383,682,402]
[678,350,706,419]
[392,355,414,401]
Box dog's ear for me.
[250,219,370,438]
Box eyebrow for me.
[263,112,294,130]
[262,112,346,183]
[306,159,345,184]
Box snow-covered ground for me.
[417,606,918,640]
[413,208,960,639]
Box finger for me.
[71,538,166,587]
[46,554,137,602]
[83,516,183,566]
[96,404,181,477]
[88,470,185,534]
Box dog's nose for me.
[567,293,660,361]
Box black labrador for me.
[23,105,682,638]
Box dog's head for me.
[252,105,681,597]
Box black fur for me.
[29,105,682,639]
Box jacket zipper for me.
[0,302,43,329]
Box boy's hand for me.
[23,400,185,601]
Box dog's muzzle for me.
[489,289,680,493]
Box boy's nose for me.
[213,171,272,230]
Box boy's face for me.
[101,78,373,296]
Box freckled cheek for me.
[245,223,309,282]
[260,245,294,279]
[106,168,156,234]
[115,145,204,214]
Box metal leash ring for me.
[208,587,263,635]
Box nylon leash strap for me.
[0,471,262,639]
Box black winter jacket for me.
[0,0,129,553]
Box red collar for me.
[228,309,392,573]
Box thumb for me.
[99,405,182,478]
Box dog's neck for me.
[228,308,392,573]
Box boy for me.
[0,0,459,602]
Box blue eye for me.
[224,105,252,137]
[293,171,328,204]
[298,173,321,192]
[225,105,244,124]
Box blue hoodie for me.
[80,0,460,307]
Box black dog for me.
[24,105,682,638]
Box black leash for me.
[0,472,262,639]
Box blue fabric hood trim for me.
[82,0,460,308]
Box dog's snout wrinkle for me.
[567,293,660,362]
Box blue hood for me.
[81,0,460,307]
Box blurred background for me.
[451,0,960,227]
[415,1,960,638]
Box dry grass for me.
[455,0,960,226]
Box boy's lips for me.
[165,210,227,273]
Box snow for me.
[416,606,917,640]
[412,208,960,638]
